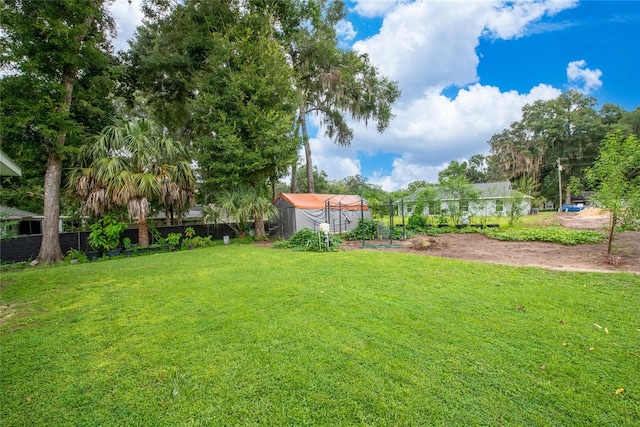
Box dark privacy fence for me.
[0,223,238,263]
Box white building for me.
[404,181,532,218]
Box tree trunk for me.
[254,212,266,240]
[37,71,76,264]
[299,111,315,193]
[607,211,615,255]
[176,206,183,225]
[165,205,171,225]
[290,157,298,193]
[37,155,64,263]
[565,186,572,205]
[35,7,98,262]
[139,214,150,247]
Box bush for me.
[345,219,414,241]
[272,239,292,249]
[423,227,441,236]
[181,236,213,249]
[407,214,426,231]
[184,227,196,238]
[87,215,126,251]
[482,226,604,245]
[345,219,379,240]
[389,226,415,240]
[165,232,182,249]
[285,228,341,252]
[0,208,19,241]
[65,249,88,263]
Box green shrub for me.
[65,249,88,263]
[272,239,292,249]
[87,215,126,251]
[423,227,441,236]
[482,226,604,245]
[454,226,483,234]
[0,208,19,241]
[407,214,426,231]
[345,219,414,241]
[390,226,415,240]
[345,219,379,240]
[184,227,196,238]
[165,232,182,249]
[287,228,341,252]
[181,236,213,249]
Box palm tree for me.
[160,160,196,225]
[203,186,278,240]
[69,118,195,246]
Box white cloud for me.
[352,0,402,18]
[308,137,361,181]
[303,0,578,191]
[312,83,561,191]
[336,20,357,45]
[484,0,578,39]
[353,1,577,101]
[567,60,603,94]
[370,158,445,192]
[353,1,486,97]
[109,0,144,52]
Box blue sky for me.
[111,0,640,191]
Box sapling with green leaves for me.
[87,215,126,252]
[586,130,640,254]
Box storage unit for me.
[271,193,371,239]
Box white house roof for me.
[406,181,530,201]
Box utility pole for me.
[557,158,563,212]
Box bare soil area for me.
[340,212,640,274]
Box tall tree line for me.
[1,0,399,260]
[487,91,639,205]
[127,0,399,195]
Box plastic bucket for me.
[223,236,230,245]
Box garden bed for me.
[340,213,639,274]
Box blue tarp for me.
[562,205,586,212]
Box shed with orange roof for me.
[271,193,370,238]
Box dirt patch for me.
[339,213,640,274]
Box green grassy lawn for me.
[1,245,638,426]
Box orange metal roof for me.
[274,193,368,210]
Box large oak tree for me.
[270,0,400,193]
[488,90,607,205]
[1,0,115,263]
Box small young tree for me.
[415,186,440,226]
[504,191,526,226]
[438,177,480,225]
[407,201,426,231]
[586,131,640,254]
